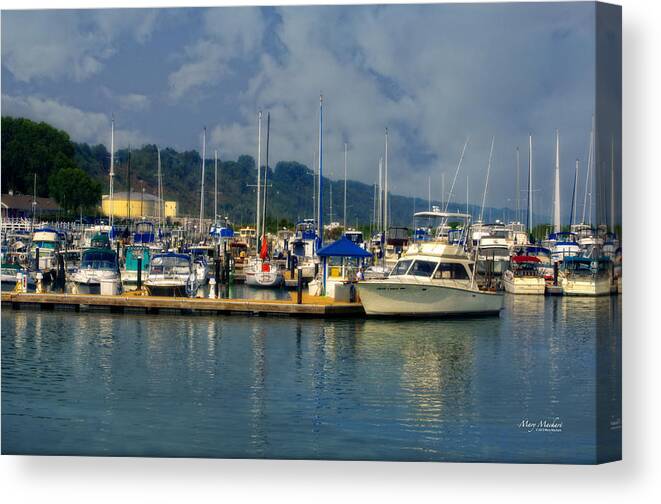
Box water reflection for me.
[2,295,621,462]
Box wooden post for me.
[35,247,40,271]
[137,256,142,290]
[297,266,303,304]
[553,262,559,286]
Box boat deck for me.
[1,292,364,318]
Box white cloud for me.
[1,10,160,83]
[2,94,150,148]
[167,7,265,99]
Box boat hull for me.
[145,283,189,297]
[560,276,612,296]
[502,273,546,295]
[357,281,503,317]
[245,270,284,288]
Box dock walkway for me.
[1,292,365,318]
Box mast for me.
[479,136,495,222]
[582,115,594,225]
[515,147,520,223]
[377,158,383,232]
[312,147,317,227]
[127,145,131,224]
[199,127,206,236]
[256,111,262,242]
[553,129,561,233]
[109,116,115,230]
[214,149,218,224]
[317,95,324,245]
[157,147,162,229]
[443,137,469,214]
[262,112,270,238]
[441,172,445,211]
[570,159,579,228]
[384,128,389,235]
[343,142,348,230]
[610,134,615,232]
[466,175,469,217]
[428,175,431,212]
[527,134,533,235]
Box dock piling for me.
[297,267,303,304]
[137,256,142,290]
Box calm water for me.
[1,295,621,463]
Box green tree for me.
[48,167,102,214]
[1,116,76,196]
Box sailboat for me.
[244,111,284,288]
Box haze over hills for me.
[3,116,539,228]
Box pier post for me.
[58,253,66,292]
[214,249,221,298]
[137,256,142,290]
[553,262,559,286]
[35,248,40,271]
[297,266,303,304]
[223,241,230,285]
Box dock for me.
[1,292,365,318]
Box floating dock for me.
[1,292,365,318]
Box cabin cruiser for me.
[30,227,61,278]
[187,245,211,284]
[510,245,553,279]
[71,246,120,295]
[559,256,612,296]
[1,262,35,292]
[289,219,318,279]
[502,255,546,295]
[237,227,257,248]
[546,231,581,263]
[121,245,150,288]
[505,221,529,249]
[476,224,511,276]
[358,212,504,317]
[144,253,198,297]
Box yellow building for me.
[101,191,177,219]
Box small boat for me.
[244,258,284,288]
[188,245,212,284]
[144,252,198,297]
[121,245,150,288]
[1,262,35,291]
[559,256,612,296]
[30,226,61,277]
[71,247,120,295]
[502,255,546,295]
[546,231,581,263]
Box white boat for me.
[476,224,511,276]
[502,255,546,295]
[144,253,198,297]
[30,227,61,275]
[121,245,150,287]
[244,259,284,288]
[358,241,503,317]
[546,231,581,263]
[71,247,120,295]
[358,211,503,317]
[559,256,612,296]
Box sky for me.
[1,2,598,221]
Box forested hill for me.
[3,116,512,226]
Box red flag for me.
[259,235,268,260]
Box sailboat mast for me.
[610,134,615,232]
[428,175,431,212]
[262,112,270,237]
[582,116,594,224]
[527,134,533,235]
[256,111,262,241]
[157,147,162,229]
[515,147,520,223]
[384,128,389,235]
[343,142,348,230]
[214,149,218,224]
[199,127,206,235]
[109,116,115,230]
[570,159,579,228]
[317,95,324,244]
[377,158,383,232]
[553,129,561,233]
[479,136,495,222]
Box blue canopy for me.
[316,236,372,258]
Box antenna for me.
[479,136,495,222]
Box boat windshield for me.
[480,247,510,258]
[32,241,56,250]
[81,252,117,270]
[432,263,470,280]
[409,260,438,277]
[390,259,413,276]
[150,256,190,275]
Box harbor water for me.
[1,294,621,463]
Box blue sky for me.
[1,3,597,220]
